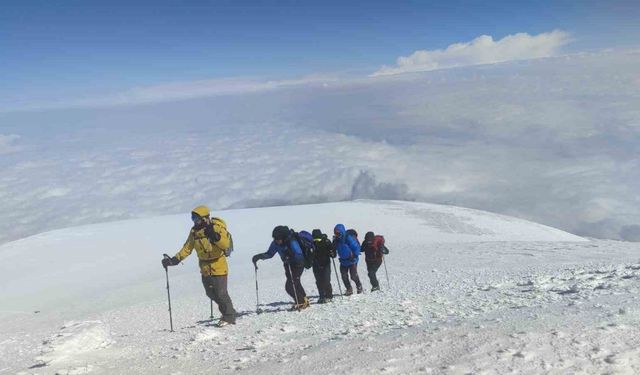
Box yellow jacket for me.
[174,217,231,276]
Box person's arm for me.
[175,231,196,261]
[207,221,231,250]
[326,238,337,258]
[252,242,277,264]
[163,231,194,268]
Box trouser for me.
[340,264,362,291]
[284,263,306,304]
[201,275,236,323]
[312,261,333,299]
[366,260,383,288]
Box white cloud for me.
[372,30,572,76]
[0,134,20,154]
[0,75,340,113]
[1,49,640,243]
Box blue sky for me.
[1,0,639,109]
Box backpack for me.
[346,229,359,244]
[294,230,316,269]
[366,235,387,260]
[211,217,234,257]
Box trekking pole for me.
[162,254,174,332]
[254,264,263,314]
[287,262,301,311]
[206,263,214,320]
[331,257,343,298]
[382,256,390,290]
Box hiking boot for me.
[300,297,310,309]
[215,319,235,327]
[357,287,363,294]
[371,286,380,292]
[291,297,310,311]
[317,297,327,304]
[345,288,353,296]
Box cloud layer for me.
[373,30,572,76]
[0,49,639,244]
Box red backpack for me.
[365,235,387,261]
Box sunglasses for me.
[191,213,203,223]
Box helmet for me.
[364,231,375,241]
[191,205,210,218]
[272,226,290,241]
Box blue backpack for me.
[294,230,316,269]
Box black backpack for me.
[293,230,316,269]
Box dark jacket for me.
[313,234,335,266]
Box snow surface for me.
[1,200,639,374]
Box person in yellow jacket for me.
[162,205,236,326]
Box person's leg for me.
[291,265,307,304]
[284,263,296,302]
[322,263,333,299]
[365,261,374,285]
[202,276,216,300]
[209,275,237,323]
[312,263,324,300]
[368,261,381,290]
[350,264,363,293]
[340,265,352,294]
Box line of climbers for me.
[162,205,390,327]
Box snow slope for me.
[1,200,639,374]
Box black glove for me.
[252,254,263,265]
[162,256,180,268]
[381,245,389,255]
[204,225,221,242]
[329,248,337,258]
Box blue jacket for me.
[263,237,305,266]
[334,224,360,266]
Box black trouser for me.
[284,263,306,304]
[340,264,362,291]
[366,260,382,288]
[312,260,333,299]
[201,275,236,323]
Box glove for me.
[252,254,263,265]
[204,225,221,242]
[329,248,337,258]
[162,256,180,268]
[381,245,389,255]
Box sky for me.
[1,1,640,244]
[1,0,639,110]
